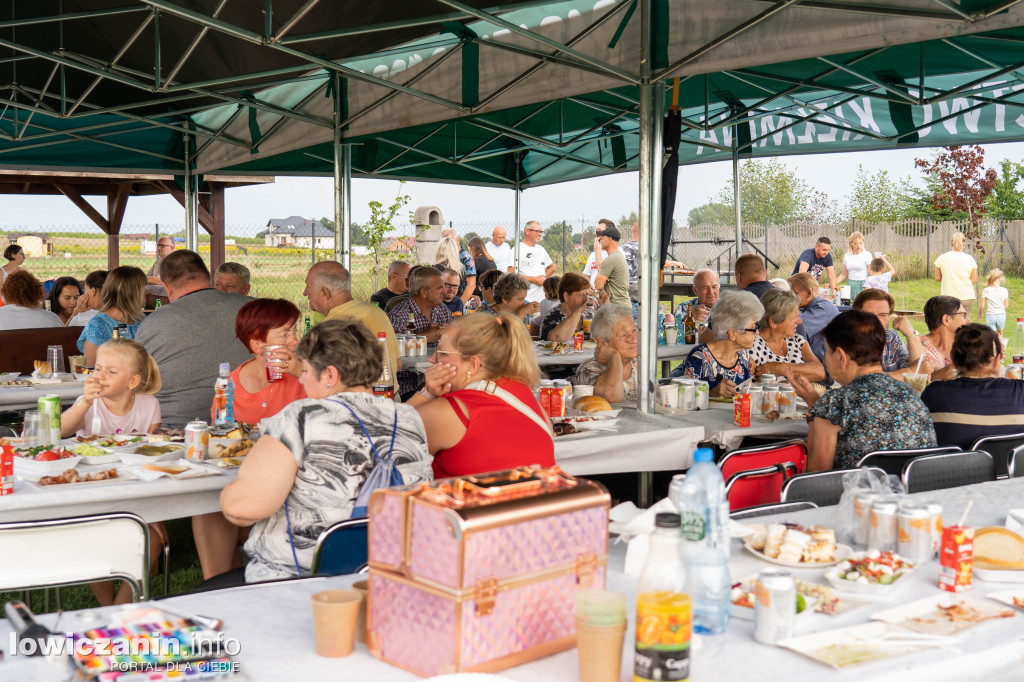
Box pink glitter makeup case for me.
[366,466,610,677]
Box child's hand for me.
[82,375,104,404]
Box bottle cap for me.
[377,332,386,338]
[694,447,714,463]
[655,512,681,528]
[219,362,230,373]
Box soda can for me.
[747,385,763,415]
[1013,354,1024,365]
[185,421,210,461]
[573,330,584,352]
[753,568,796,645]
[926,502,943,555]
[694,380,709,410]
[1007,364,1023,380]
[679,379,697,411]
[897,501,933,564]
[538,380,554,415]
[939,525,973,593]
[37,395,62,446]
[868,496,899,552]
[760,373,777,386]
[733,393,751,427]
[777,386,796,415]
[416,336,428,356]
[761,386,779,415]
[852,490,880,549]
[1,444,13,496]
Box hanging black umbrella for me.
[659,108,682,268]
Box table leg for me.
[660,359,670,377]
[639,471,653,508]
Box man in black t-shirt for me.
[792,237,838,294]
[370,260,410,308]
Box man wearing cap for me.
[594,223,631,307]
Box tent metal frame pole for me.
[513,159,522,272]
[183,125,198,252]
[732,135,742,260]
[333,73,351,270]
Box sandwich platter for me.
[743,521,849,567]
[744,541,851,568]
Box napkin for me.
[1006,510,1024,536]
[127,459,221,480]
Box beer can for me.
[694,380,709,410]
[897,501,933,564]
[852,490,880,549]
[37,395,62,446]
[926,502,943,555]
[0,444,13,496]
[747,385,763,415]
[733,393,751,427]
[938,525,973,593]
[416,336,428,356]
[777,386,796,415]
[185,421,210,461]
[761,386,779,415]
[1007,364,1023,380]
[760,373,777,386]
[753,568,796,645]
[573,330,584,352]
[679,379,697,411]
[868,497,899,552]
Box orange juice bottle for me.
[635,513,691,682]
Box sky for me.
[5,141,1024,235]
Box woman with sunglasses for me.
[919,295,970,379]
[671,290,763,397]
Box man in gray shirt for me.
[135,250,251,428]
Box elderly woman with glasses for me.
[752,288,826,383]
[573,304,638,403]
[919,295,970,380]
[671,290,763,397]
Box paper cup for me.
[573,384,594,402]
[658,384,679,409]
[902,372,929,397]
[311,590,362,657]
[352,579,369,644]
[576,619,626,682]
[665,328,678,345]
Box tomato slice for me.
[35,450,60,461]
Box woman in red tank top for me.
[407,311,554,479]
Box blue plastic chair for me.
[310,517,369,576]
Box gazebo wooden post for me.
[106,183,131,271]
[208,182,226,279]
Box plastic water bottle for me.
[657,314,666,346]
[632,301,639,322]
[1013,317,1024,363]
[670,448,731,635]
[213,362,236,427]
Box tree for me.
[319,217,369,246]
[847,165,911,224]
[914,145,998,237]
[616,212,638,235]
[541,221,574,268]
[364,183,413,289]
[463,231,480,244]
[715,158,809,225]
[985,159,1024,220]
[687,202,732,226]
[800,190,843,225]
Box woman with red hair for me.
[209,298,307,424]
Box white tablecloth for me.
[667,401,809,451]
[3,477,1022,682]
[0,382,84,411]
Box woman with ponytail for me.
[408,311,554,478]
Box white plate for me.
[62,439,121,465]
[118,443,186,466]
[986,589,1024,611]
[729,520,754,539]
[126,459,224,480]
[974,566,1024,583]
[553,430,600,441]
[824,565,914,595]
[777,621,945,669]
[77,434,147,448]
[12,454,82,476]
[206,437,256,460]
[871,594,1016,635]
[731,574,818,620]
[21,468,136,488]
[556,409,622,421]
[744,541,851,568]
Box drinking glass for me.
[47,345,65,376]
[21,411,41,446]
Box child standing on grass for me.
[864,255,895,292]
[981,269,1010,337]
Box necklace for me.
[260,380,280,408]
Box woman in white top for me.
[981,268,1010,337]
[1,244,25,303]
[0,270,64,329]
[838,231,873,300]
[752,288,826,383]
[935,231,978,312]
[67,270,108,327]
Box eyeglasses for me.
[434,350,464,357]
[526,229,543,234]
[442,283,459,290]
[952,311,969,318]
[875,312,891,320]
[738,327,759,334]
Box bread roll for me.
[973,527,1024,570]
[573,395,612,413]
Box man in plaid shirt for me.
[388,267,452,400]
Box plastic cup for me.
[311,590,362,657]
[352,580,369,644]
[576,590,626,682]
[262,345,286,382]
[68,355,87,374]
[658,384,679,409]
[903,372,929,397]
[47,345,65,376]
[20,411,41,446]
[665,328,678,345]
[573,384,594,403]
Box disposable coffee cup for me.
[311,590,361,657]
[352,579,369,644]
[576,590,626,682]
[665,328,678,345]
[658,384,679,409]
[573,384,594,402]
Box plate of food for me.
[67,442,121,465]
[971,527,1024,583]
[871,594,1015,636]
[824,550,914,594]
[777,621,950,669]
[730,574,817,620]
[128,459,225,480]
[11,446,82,476]
[26,467,134,488]
[743,522,849,567]
[118,443,186,465]
[75,434,146,448]
[204,437,256,468]
[986,589,1024,611]
[793,578,871,616]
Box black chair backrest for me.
[729,501,818,520]
[779,467,886,507]
[902,450,997,493]
[856,446,962,476]
[970,433,1024,478]
[1009,445,1024,478]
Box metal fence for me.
[10,217,1024,313]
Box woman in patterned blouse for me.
[670,290,763,396]
[752,288,825,383]
[787,310,937,471]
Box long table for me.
[3,478,1022,681]
[0,382,84,411]
[669,401,809,451]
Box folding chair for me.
[0,512,150,601]
[780,467,887,507]
[1009,445,1024,478]
[310,517,369,576]
[719,439,807,482]
[855,446,961,476]
[729,501,818,520]
[724,463,799,511]
[902,451,997,493]
[971,433,1024,479]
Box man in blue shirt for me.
[788,272,839,381]
[792,237,838,295]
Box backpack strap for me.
[464,380,554,439]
